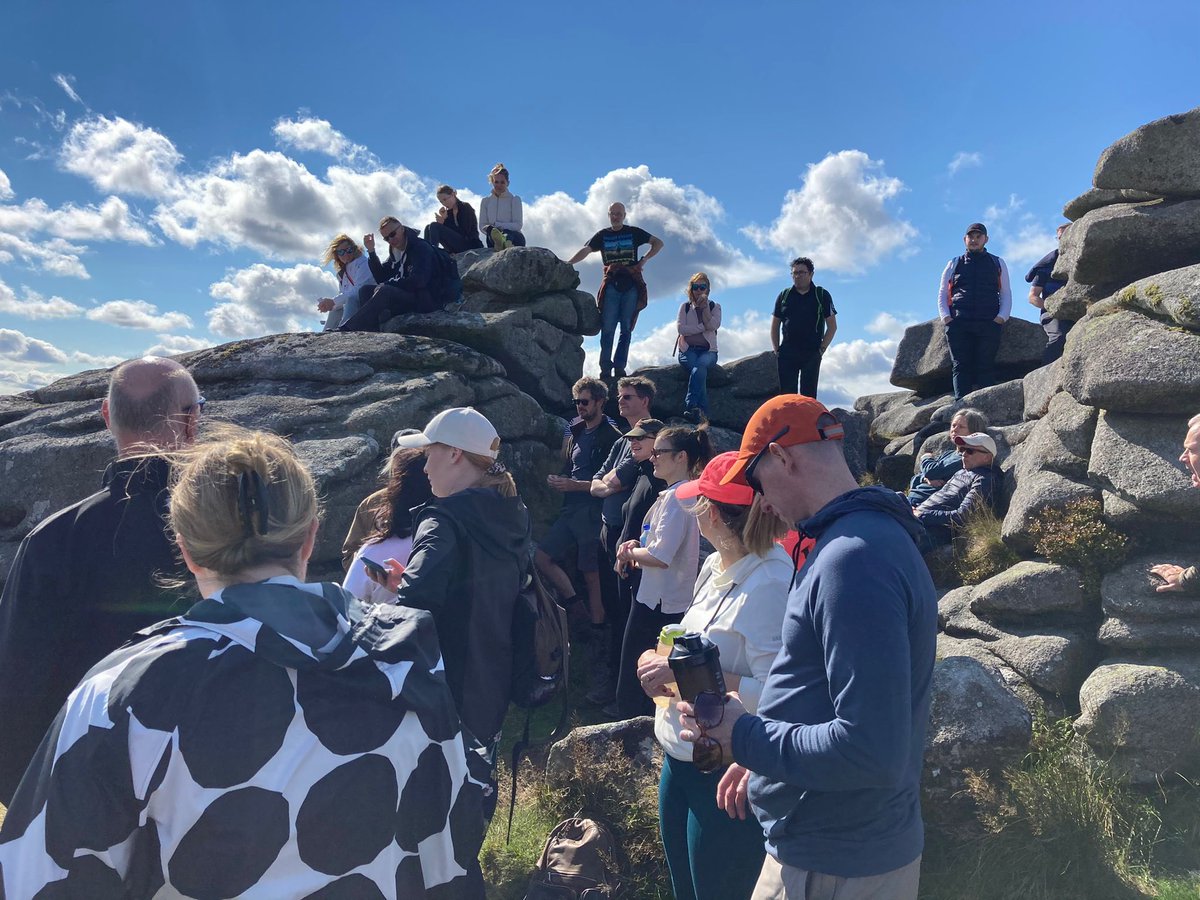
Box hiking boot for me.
[682,407,704,424]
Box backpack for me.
[507,563,572,841]
[525,818,624,899]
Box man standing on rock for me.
[0,357,199,803]
[678,395,937,899]
[938,222,1012,400]
[1151,414,1200,593]
[1026,223,1073,364]
[771,257,838,398]
[565,203,664,381]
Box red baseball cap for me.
[676,452,755,506]
[721,395,844,486]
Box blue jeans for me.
[600,285,639,374]
[678,347,718,412]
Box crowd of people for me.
[0,210,1162,897]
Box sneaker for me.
[682,408,703,424]
[601,701,623,720]
[490,227,510,251]
[615,367,627,378]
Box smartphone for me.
[361,557,390,581]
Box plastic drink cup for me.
[653,625,686,707]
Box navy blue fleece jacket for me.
[731,486,937,878]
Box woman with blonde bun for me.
[479,163,526,249]
[0,426,486,898]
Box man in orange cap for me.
[679,394,938,899]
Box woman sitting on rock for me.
[342,447,433,605]
[907,407,989,507]
[316,233,375,330]
[613,422,713,718]
[479,163,526,249]
[638,451,791,900]
[424,184,484,254]
[676,272,722,422]
[0,426,485,898]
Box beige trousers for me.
[750,853,921,900]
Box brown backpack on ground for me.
[525,817,624,899]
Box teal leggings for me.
[658,753,766,900]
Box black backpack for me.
[507,564,572,841]
[525,818,624,899]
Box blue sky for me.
[1,1,1197,407]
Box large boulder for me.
[854,389,914,422]
[1042,279,1119,322]
[1098,555,1200,651]
[1022,360,1062,421]
[1063,187,1161,221]
[545,716,658,789]
[1092,106,1200,198]
[1088,410,1200,537]
[970,561,1090,621]
[869,393,954,443]
[462,246,580,296]
[1103,263,1200,330]
[1076,655,1200,784]
[889,318,1046,397]
[637,351,777,433]
[1051,199,1200,287]
[929,379,1025,427]
[923,655,1032,812]
[1060,307,1200,414]
[0,333,564,579]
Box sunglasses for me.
[382,228,401,241]
[335,246,356,257]
[691,690,728,774]
[743,425,790,495]
[573,398,592,406]
[960,446,989,456]
[650,447,680,458]
[691,283,710,292]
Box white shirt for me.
[635,485,700,615]
[342,535,414,605]
[655,545,793,761]
[331,255,375,310]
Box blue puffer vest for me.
[950,251,1001,320]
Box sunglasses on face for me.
[573,398,592,406]
[743,425,790,495]
[382,228,401,241]
[335,247,356,257]
[960,447,989,456]
[650,447,680,458]
[691,690,728,774]
[691,283,710,292]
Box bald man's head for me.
[102,357,201,454]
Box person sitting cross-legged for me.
[913,432,1001,550]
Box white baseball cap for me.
[953,432,997,456]
[394,407,501,459]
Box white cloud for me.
[60,115,182,197]
[70,350,124,368]
[154,152,436,260]
[526,165,775,300]
[0,328,69,364]
[52,74,82,105]
[207,263,336,337]
[86,300,194,331]
[0,232,89,279]
[948,151,982,176]
[0,279,85,318]
[0,195,155,279]
[744,150,918,275]
[864,311,917,342]
[273,117,370,163]
[817,337,902,409]
[143,333,211,356]
[983,194,1059,269]
[0,367,57,394]
[0,169,12,200]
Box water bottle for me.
[668,632,726,703]
[640,523,651,547]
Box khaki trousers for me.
[750,854,921,900]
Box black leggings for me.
[338,284,439,332]
[614,597,683,719]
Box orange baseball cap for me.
[721,395,844,486]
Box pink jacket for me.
[676,300,721,354]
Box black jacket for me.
[388,487,531,745]
[618,461,667,544]
[440,202,483,249]
[0,456,192,803]
[916,465,1000,531]
[366,227,462,307]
